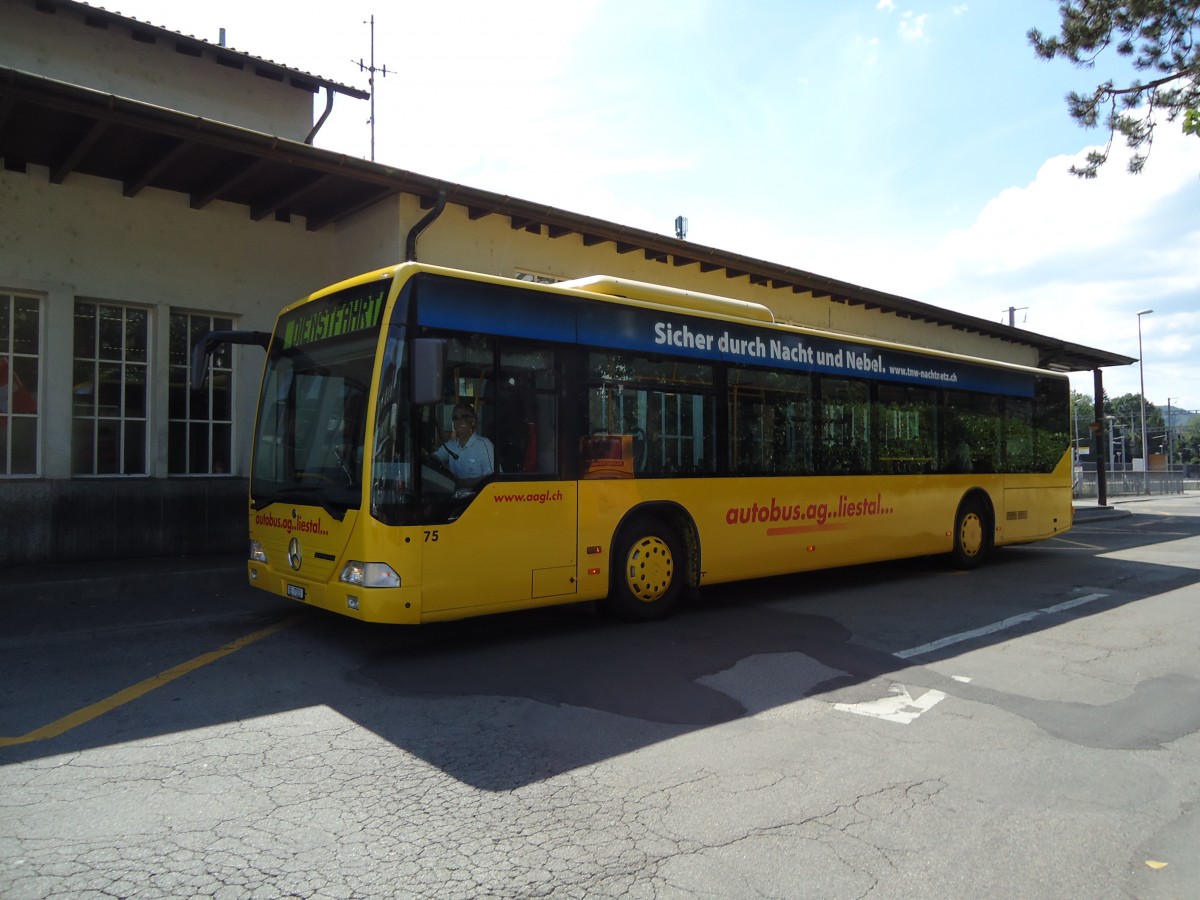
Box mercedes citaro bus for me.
[192,263,1072,624]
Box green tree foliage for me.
[1072,389,1096,421]
[1029,1,1200,176]
[1176,416,1200,463]
[1071,389,1098,455]
[1104,392,1166,459]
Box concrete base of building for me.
[1,478,247,566]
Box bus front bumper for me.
[248,562,422,624]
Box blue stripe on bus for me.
[417,278,1037,397]
[417,281,577,343]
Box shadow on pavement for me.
[3,506,1200,789]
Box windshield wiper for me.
[332,447,355,484]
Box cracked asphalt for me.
[3,494,1200,898]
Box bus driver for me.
[431,402,495,491]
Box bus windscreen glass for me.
[251,281,389,516]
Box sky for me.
[95,1,1200,413]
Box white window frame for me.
[72,299,151,477]
[0,289,42,477]
[168,310,236,476]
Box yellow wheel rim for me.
[624,535,674,603]
[959,512,983,558]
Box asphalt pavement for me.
[4,490,1200,898]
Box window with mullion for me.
[0,292,41,476]
[168,311,234,475]
[72,301,149,476]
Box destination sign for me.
[280,282,388,349]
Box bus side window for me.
[816,377,870,475]
[419,334,496,497]
[1032,376,1069,472]
[942,391,1001,474]
[728,367,813,475]
[874,384,936,475]
[440,335,495,438]
[1003,398,1035,473]
[498,346,557,474]
[585,351,716,478]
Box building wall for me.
[0,163,341,564]
[1,164,338,470]
[331,199,403,279]
[1,0,315,141]
[1,477,248,565]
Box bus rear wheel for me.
[605,516,684,621]
[951,498,990,569]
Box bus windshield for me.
[250,283,388,517]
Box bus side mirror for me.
[190,337,214,390]
[412,338,445,405]
[191,330,271,390]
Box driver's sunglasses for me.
[452,414,475,422]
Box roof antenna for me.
[355,15,389,161]
[1003,305,1029,326]
[675,215,688,240]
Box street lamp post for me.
[1137,309,1153,492]
[1106,414,1116,473]
[1167,397,1178,475]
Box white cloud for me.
[771,114,1200,406]
[876,0,896,11]
[906,122,1200,403]
[899,11,929,41]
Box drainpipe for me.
[405,191,447,261]
[305,86,335,144]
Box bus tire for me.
[604,515,685,621]
[951,497,990,569]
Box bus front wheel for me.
[605,516,684,621]
[951,498,990,569]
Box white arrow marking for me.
[834,684,947,724]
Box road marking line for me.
[1041,593,1109,614]
[0,614,304,747]
[895,592,1109,660]
[1050,537,1106,550]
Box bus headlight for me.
[339,561,401,588]
[249,540,267,563]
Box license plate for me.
[286,584,306,600]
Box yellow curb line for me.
[0,614,305,747]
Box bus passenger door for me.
[418,340,577,616]
[420,481,578,616]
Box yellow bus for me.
[194,263,1072,624]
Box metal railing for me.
[1073,469,1192,499]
